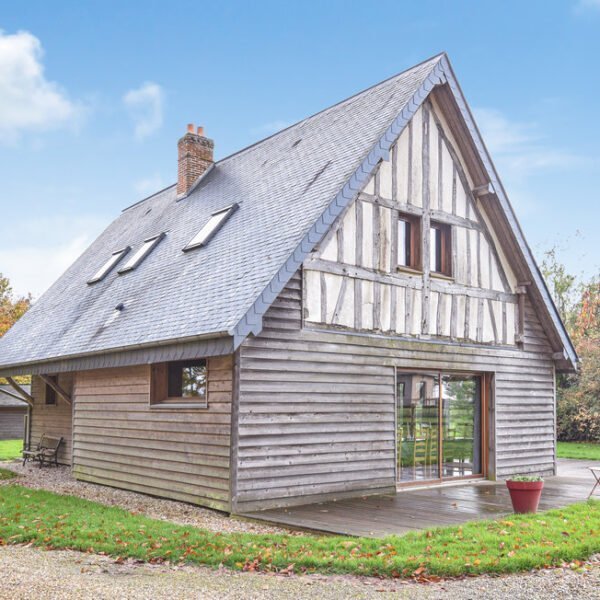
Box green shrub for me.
[557,390,600,443]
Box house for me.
[0,384,28,440]
[0,54,576,513]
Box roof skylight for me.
[87,247,131,284]
[118,233,165,274]
[183,204,238,252]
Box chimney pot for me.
[177,123,214,196]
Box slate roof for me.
[0,385,29,408]
[0,53,576,373]
[0,55,442,371]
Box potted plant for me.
[506,475,544,514]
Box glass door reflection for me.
[397,371,483,484]
[441,375,481,478]
[397,372,440,483]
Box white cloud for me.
[473,107,589,176]
[0,29,82,142]
[0,215,107,298]
[250,119,293,136]
[123,82,164,140]
[133,173,165,197]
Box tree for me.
[541,250,600,442]
[0,274,31,338]
[0,274,32,385]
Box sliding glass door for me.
[397,371,484,484]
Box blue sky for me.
[0,0,598,297]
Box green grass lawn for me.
[557,441,600,461]
[0,485,598,578]
[0,439,22,461]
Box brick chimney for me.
[177,124,214,196]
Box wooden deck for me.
[239,460,598,537]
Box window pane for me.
[397,372,440,483]
[398,219,410,266]
[167,360,207,399]
[397,371,483,484]
[181,365,207,397]
[184,204,237,251]
[88,248,130,284]
[430,227,441,272]
[45,377,57,405]
[119,234,164,273]
[441,375,482,477]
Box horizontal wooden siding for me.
[72,356,233,510]
[236,272,556,510]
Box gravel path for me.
[1,545,599,599]
[0,461,286,535]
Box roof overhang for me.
[0,332,233,377]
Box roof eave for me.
[0,331,232,377]
[437,55,577,370]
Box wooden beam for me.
[304,258,518,303]
[5,377,33,406]
[516,286,527,347]
[472,183,494,198]
[0,385,30,404]
[40,375,72,405]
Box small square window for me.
[151,360,208,408]
[397,212,421,271]
[430,221,452,276]
[44,376,57,405]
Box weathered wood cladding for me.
[305,100,518,346]
[234,97,559,510]
[236,272,397,511]
[30,373,73,464]
[0,407,26,440]
[71,356,233,510]
[236,272,556,510]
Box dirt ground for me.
[1,545,599,600]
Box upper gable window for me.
[430,221,452,277]
[87,247,131,284]
[397,212,421,271]
[118,233,165,274]
[183,204,238,252]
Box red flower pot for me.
[506,480,544,514]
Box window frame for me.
[396,212,422,272]
[429,221,452,277]
[118,233,165,274]
[44,375,58,406]
[150,359,208,409]
[87,247,131,284]
[183,203,238,252]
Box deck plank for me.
[240,460,597,537]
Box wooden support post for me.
[515,282,530,346]
[40,375,72,405]
[6,377,34,406]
